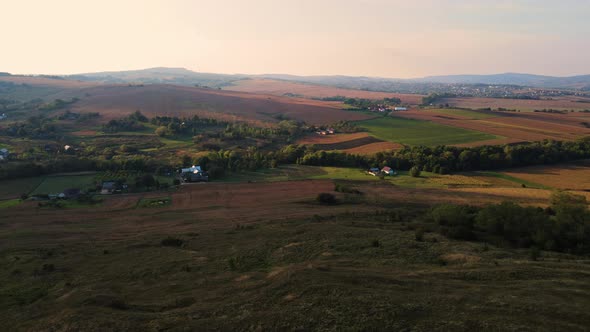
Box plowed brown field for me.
[71,84,372,125]
[397,109,590,143]
[226,79,424,104]
[297,133,402,154]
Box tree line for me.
[426,191,590,254]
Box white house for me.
[181,165,202,174]
[394,107,408,111]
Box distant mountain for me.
[414,73,590,89]
[65,67,590,91]
[67,67,247,88]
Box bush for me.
[316,193,336,205]
[409,166,421,178]
[415,228,425,241]
[161,237,184,247]
[430,204,476,240]
[335,183,361,194]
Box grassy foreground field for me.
[357,116,500,146]
[1,180,590,331]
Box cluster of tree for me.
[1,115,60,139]
[0,155,163,180]
[151,115,222,137]
[311,121,363,134]
[533,109,569,114]
[343,97,401,109]
[427,192,590,254]
[58,110,100,122]
[294,137,590,173]
[38,98,79,111]
[102,110,148,133]
[421,93,457,106]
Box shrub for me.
[530,247,541,261]
[316,193,336,205]
[409,166,421,178]
[372,239,381,247]
[161,237,184,247]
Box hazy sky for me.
[2,0,589,78]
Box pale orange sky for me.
[2,0,589,78]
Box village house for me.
[180,165,209,182]
[61,188,81,199]
[101,181,119,195]
[381,166,396,176]
[394,107,408,111]
[0,148,9,161]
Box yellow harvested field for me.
[502,160,590,191]
[428,175,491,187]
[340,141,403,154]
[297,132,371,145]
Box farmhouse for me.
[101,181,119,195]
[381,166,396,176]
[180,165,209,182]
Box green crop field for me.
[426,108,498,120]
[222,165,450,188]
[357,116,499,146]
[0,177,46,200]
[31,175,97,195]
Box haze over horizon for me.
[2,0,589,78]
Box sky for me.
[2,0,589,78]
